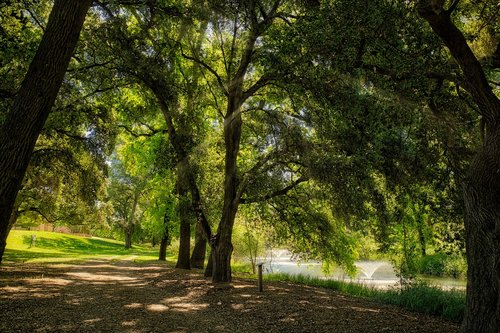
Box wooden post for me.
[257,263,263,292]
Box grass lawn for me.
[3,230,172,264]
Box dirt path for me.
[0,260,459,333]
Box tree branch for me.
[243,73,273,101]
[240,176,309,204]
[417,0,500,123]
[445,0,460,16]
[181,52,228,96]
[18,207,56,224]
[117,124,167,137]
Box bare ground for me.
[0,259,459,333]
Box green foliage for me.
[418,253,467,279]
[378,282,465,323]
[1,0,482,291]
[232,210,269,273]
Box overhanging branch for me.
[181,52,228,96]
[240,176,309,204]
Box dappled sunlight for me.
[0,260,459,333]
[146,303,169,312]
[124,302,143,309]
[168,301,209,312]
[350,306,381,313]
[121,319,138,327]
[65,271,138,282]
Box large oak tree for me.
[0,0,92,262]
[416,1,500,332]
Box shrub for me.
[419,253,447,276]
[418,253,466,279]
[443,256,467,279]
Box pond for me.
[257,250,466,290]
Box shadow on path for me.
[0,259,459,333]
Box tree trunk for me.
[204,249,214,277]
[417,214,427,257]
[158,211,170,261]
[462,128,500,332]
[124,229,133,249]
[147,80,214,246]
[175,160,191,269]
[211,94,244,282]
[417,3,500,332]
[190,222,207,269]
[211,241,234,282]
[0,0,92,264]
[0,202,21,262]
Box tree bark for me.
[462,129,500,332]
[124,229,133,249]
[211,89,244,283]
[124,190,140,250]
[146,80,214,246]
[175,160,191,269]
[0,201,21,262]
[190,222,207,269]
[417,3,500,332]
[158,210,170,261]
[204,249,214,277]
[0,0,92,263]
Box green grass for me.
[262,273,465,323]
[4,230,172,264]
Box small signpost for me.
[257,262,264,292]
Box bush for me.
[418,253,466,279]
[443,256,467,279]
[419,253,447,276]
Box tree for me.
[0,0,92,262]
[416,1,500,332]
[107,157,149,249]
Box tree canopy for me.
[1,0,499,331]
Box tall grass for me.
[263,273,465,323]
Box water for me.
[257,250,465,290]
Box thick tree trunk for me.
[211,240,234,282]
[417,3,500,332]
[0,0,91,263]
[158,211,170,261]
[175,160,191,269]
[124,229,133,249]
[462,128,500,332]
[211,95,244,282]
[0,202,20,262]
[147,81,213,245]
[190,222,207,269]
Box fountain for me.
[355,261,387,279]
